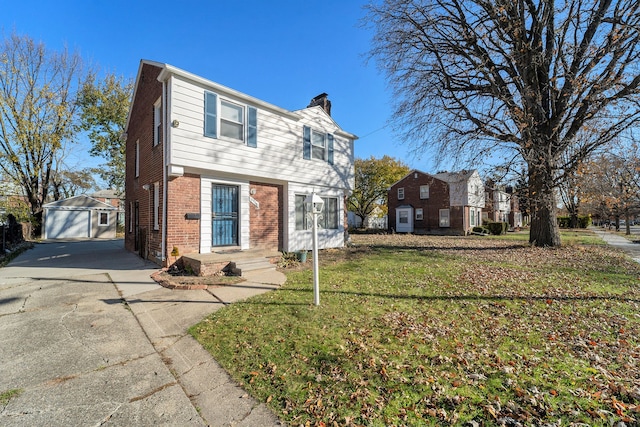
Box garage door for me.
[45,209,91,239]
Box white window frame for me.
[220,99,245,142]
[153,98,162,146]
[399,210,409,224]
[129,202,133,233]
[135,140,139,178]
[415,208,423,221]
[153,182,159,230]
[398,187,405,200]
[439,209,450,227]
[311,129,326,161]
[99,212,109,226]
[295,194,339,230]
[420,185,429,199]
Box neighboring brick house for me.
[483,183,522,229]
[124,60,357,266]
[388,170,451,234]
[388,169,485,235]
[483,182,511,223]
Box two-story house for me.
[124,60,357,266]
[432,169,485,234]
[388,170,451,234]
[483,182,511,224]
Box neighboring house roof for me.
[43,195,118,210]
[91,189,121,199]
[125,60,358,141]
[388,169,437,188]
[434,169,478,183]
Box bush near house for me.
[485,221,509,235]
[557,215,591,229]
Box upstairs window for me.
[220,100,244,141]
[420,185,429,199]
[303,126,334,165]
[153,98,162,146]
[204,91,257,147]
[398,187,405,200]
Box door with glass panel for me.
[212,185,238,247]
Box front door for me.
[212,185,238,247]
[396,207,413,233]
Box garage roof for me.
[43,195,118,210]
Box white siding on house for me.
[167,78,354,192]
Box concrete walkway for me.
[0,239,284,426]
[591,227,640,263]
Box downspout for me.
[161,78,168,265]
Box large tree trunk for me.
[529,162,561,247]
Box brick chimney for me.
[307,93,331,116]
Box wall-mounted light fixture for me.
[172,119,180,128]
[142,184,150,191]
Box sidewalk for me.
[115,267,286,427]
[591,227,640,264]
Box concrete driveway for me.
[0,239,281,426]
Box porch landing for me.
[181,248,281,277]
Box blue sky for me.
[3,0,442,175]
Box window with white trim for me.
[295,195,339,230]
[420,185,429,199]
[153,182,159,231]
[153,98,162,146]
[439,209,450,227]
[415,208,423,221]
[399,210,409,224]
[302,126,334,165]
[398,187,405,200]
[99,212,109,226]
[204,91,257,147]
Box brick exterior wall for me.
[388,171,462,235]
[249,182,283,250]
[124,63,164,262]
[167,173,202,258]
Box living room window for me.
[295,195,339,230]
[415,208,423,221]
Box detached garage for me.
[43,195,118,239]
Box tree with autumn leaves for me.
[348,156,410,228]
[366,0,640,246]
[580,148,640,234]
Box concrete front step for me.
[229,258,276,276]
[181,249,280,277]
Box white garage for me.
[43,195,118,240]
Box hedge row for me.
[473,222,509,235]
[557,215,591,229]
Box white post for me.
[312,209,320,306]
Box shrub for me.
[557,215,591,229]
[486,221,508,235]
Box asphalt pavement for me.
[0,239,284,426]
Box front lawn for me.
[190,234,640,426]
